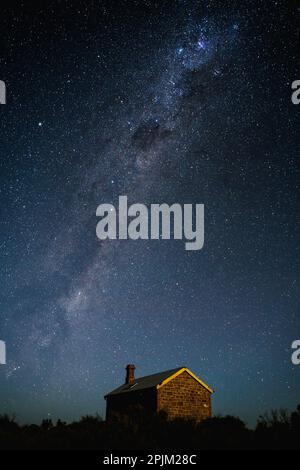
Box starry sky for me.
[0,0,299,427]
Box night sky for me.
[0,0,299,427]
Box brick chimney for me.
[125,364,135,385]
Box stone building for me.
[104,364,213,422]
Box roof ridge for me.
[134,366,184,382]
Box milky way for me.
[0,0,299,425]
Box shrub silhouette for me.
[0,405,299,450]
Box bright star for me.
[197,37,206,50]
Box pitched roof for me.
[104,367,213,397]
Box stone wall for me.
[105,387,156,421]
[157,371,212,422]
